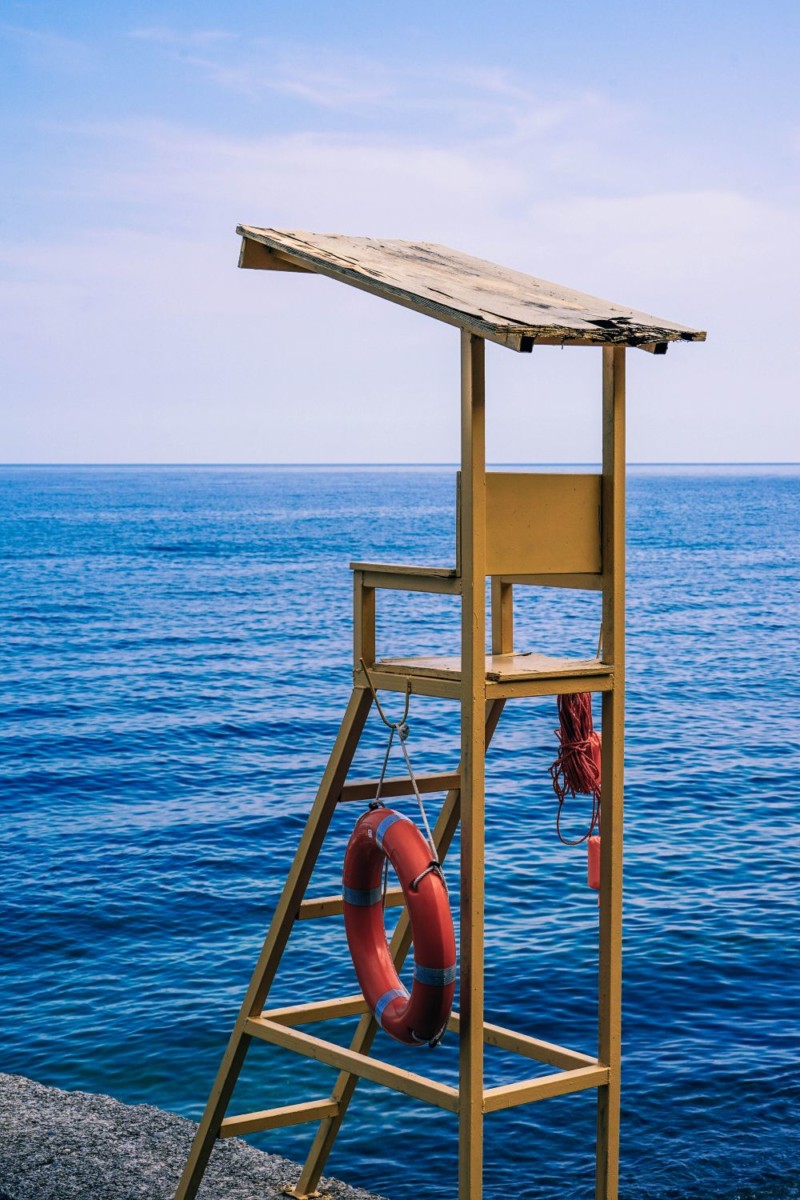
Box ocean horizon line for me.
[1,461,799,469]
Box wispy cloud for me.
[0,23,93,72]
[9,110,795,324]
[123,25,630,145]
[128,27,240,47]
[3,30,797,461]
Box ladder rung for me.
[338,771,460,803]
[245,1016,460,1112]
[483,1064,610,1112]
[220,1098,339,1136]
[448,1011,598,1071]
[263,993,368,1025]
[298,887,404,920]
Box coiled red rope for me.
[549,692,601,847]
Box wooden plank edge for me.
[235,229,529,352]
[238,237,312,273]
[498,572,603,591]
[221,1099,339,1136]
[531,330,706,347]
[353,668,462,700]
[375,656,611,682]
[349,562,458,578]
[349,560,461,594]
[486,673,614,699]
[362,571,461,595]
[236,229,704,350]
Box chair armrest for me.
[350,562,461,595]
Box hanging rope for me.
[359,659,442,886]
[549,692,602,845]
[372,722,397,811]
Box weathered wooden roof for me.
[237,225,706,354]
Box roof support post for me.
[597,345,626,1200]
[459,331,487,1200]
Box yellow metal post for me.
[490,578,513,654]
[596,345,626,1200]
[459,331,487,1200]
[352,570,376,670]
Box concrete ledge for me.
[0,1074,387,1200]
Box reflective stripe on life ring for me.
[342,807,456,1046]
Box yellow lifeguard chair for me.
[174,229,705,1200]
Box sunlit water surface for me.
[2,465,798,1200]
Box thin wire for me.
[360,658,440,864]
[381,855,390,913]
[372,724,395,810]
[372,723,396,911]
[361,659,449,1038]
[397,729,437,859]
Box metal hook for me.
[359,658,411,731]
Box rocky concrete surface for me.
[0,1074,387,1200]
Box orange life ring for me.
[343,807,456,1046]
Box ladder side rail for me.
[173,687,373,1200]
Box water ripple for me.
[1,466,798,1200]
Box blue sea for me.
[2,465,799,1200]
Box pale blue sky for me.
[2,1,798,462]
